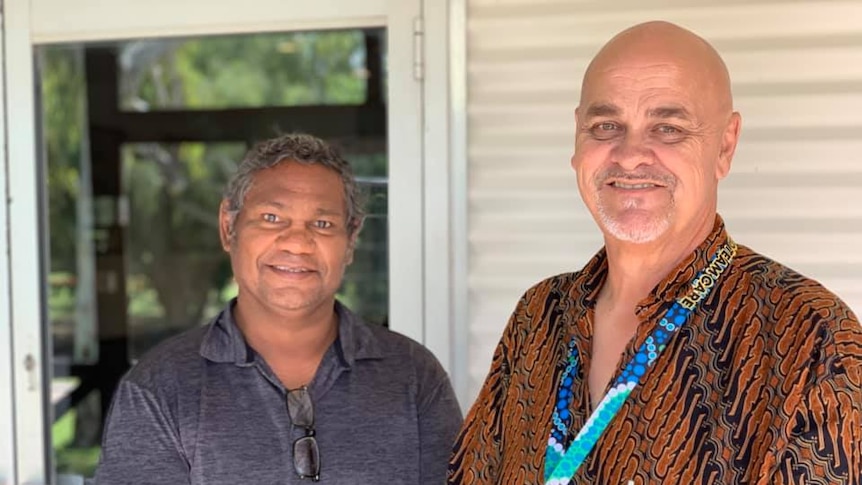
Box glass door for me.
[41,30,393,478]
[3,0,426,483]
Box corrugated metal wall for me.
[466,0,862,400]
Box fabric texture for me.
[94,300,463,485]
[449,216,862,484]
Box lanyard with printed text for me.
[544,239,738,485]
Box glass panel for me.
[41,46,96,364]
[39,27,388,480]
[123,142,243,359]
[119,30,374,111]
[40,45,103,479]
[340,152,388,326]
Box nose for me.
[610,131,654,171]
[275,225,315,254]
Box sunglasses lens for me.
[293,435,320,479]
[287,388,314,428]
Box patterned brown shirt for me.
[450,217,862,484]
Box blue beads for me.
[550,339,580,442]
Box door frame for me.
[1,0,460,482]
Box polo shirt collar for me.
[199,299,385,367]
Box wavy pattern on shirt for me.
[449,218,862,484]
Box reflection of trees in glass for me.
[45,30,390,346]
[41,45,99,478]
[40,47,86,358]
[42,49,84,271]
[122,142,241,347]
[121,31,368,110]
[341,153,388,325]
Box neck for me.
[601,216,716,305]
[233,297,339,365]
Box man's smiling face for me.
[220,159,354,319]
[571,26,740,245]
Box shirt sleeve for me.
[756,310,862,485]
[448,292,529,484]
[93,379,190,484]
[417,363,463,485]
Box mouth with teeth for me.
[610,181,661,189]
[268,265,317,277]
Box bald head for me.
[582,21,733,116]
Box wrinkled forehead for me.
[583,61,693,103]
[580,30,732,116]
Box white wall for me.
[465,0,862,402]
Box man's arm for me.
[762,369,862,484]
[447,289,533,484]
[416,365,462,485]
[93,379,190,484]
[757,308,862,485]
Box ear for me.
[343,236,356,266]
[218,199,234,252]
[344,218,364,266]
[571,107,582,172]
[345,245,355,266]
[716,112,741,180]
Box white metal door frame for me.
[4,0,50,483]
[2,0,464,482]
[1,2,23,482]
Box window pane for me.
[40,26,388,481]
[118,30,378,111]
[340,152,388,325]
[122,142,243,359]
[40,44,102,479]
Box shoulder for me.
[523,271,582,301]
[732,245,862,374]
[351,322,459,411]
[506,271,584,319]
[503,271,585,330]
[734,245,858,323]
[122,324,210,393]
[361,323,445,374]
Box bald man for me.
[449,21,862,485]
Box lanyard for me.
[544,240,737,485]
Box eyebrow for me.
[252,201,343,216]
[583,103,621,118]
[254,201,285,209]
[582,103,694,121]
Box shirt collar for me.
[635,215,732,319]
[571,214,732,318]
[199,299,385,367]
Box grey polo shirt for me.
[93,301,463,485]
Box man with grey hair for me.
[94,133,462,484]
[450,21,861,484]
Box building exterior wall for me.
[465,0,862,400]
